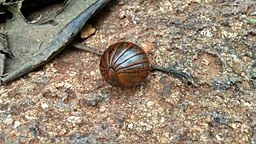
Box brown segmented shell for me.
[99,42,151,88]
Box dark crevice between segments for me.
[114,52,144,70]
[116,60,150,73]
[111,43,130,67]
[109,42,125,66]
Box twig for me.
[72,42,103,56]
[151,64,196,85]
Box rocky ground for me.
[1,0,256,143]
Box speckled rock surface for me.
[1,0,256,143]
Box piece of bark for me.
[1,0,110,84]
[0,54,5,75]
[4,0,101,73]
[0,33,9,76]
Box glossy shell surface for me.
[99,42,151,88]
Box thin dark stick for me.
[151,64,195,85]
[72,42,103,56]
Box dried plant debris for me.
[21,0,71,24]
[0,0,110,84]
[25,3,64,24]
[0,32,12,76]
[0,33,7,76]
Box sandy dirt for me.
[1,0,256,143]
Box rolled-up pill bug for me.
[99,42,151,88]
